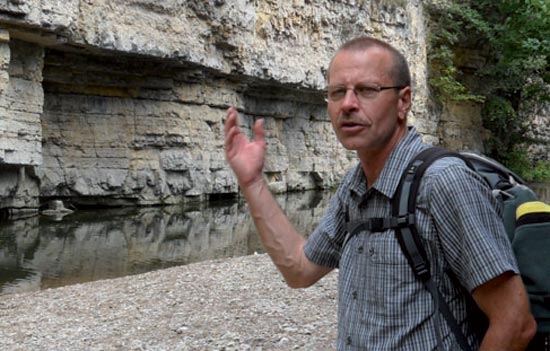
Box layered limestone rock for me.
[38,51,341,205]
[3,1,545,211]
[0,32,43,213]
[520,87,550,163]
[0,0,431,209]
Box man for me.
[224,36,536,350]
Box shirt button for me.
[358,246,364,254]
[347,336,352,345]
[352,291,358,300]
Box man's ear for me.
[397,86,411,121]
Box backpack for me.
[391,147,550,350]
[345,147,550,350]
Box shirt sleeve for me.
[427,163,519,293]
[304,189,347,269]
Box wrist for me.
[239,174,267,197]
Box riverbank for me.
[0,253,338,351]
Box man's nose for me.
[341,88,360,112]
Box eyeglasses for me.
[324,82,406,103]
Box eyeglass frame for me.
[324,82,406,103]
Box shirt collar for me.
[348,126,426,200]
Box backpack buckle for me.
[368,218,386,232]
[396,214,415,227]
[413,262,431,282]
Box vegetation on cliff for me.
[426,0,550,182]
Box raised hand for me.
[224,109,330,287]
[224,107,266,189]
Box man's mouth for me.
[339,120,365,131]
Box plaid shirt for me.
[304,127,518,350]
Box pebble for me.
[0,254,337,350]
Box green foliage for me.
[482,96,523,162]
[426,0,550,168]
[506,147,550,183]
[427,2,485,103]
[531,161,550,182]
[505,147,534,180]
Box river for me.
[0,190,331,296]
[0,184,548,296]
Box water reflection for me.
[0,190,333,296]
[1,184,548,296]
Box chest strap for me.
[344,214,416,248]
[345,215,416,236]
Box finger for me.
[224,107,238,135]
[253,119,265,141]
[224,125,240,150]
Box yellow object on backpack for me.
[516,201,550,220]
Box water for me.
[1,183,549,297]
[0,190,332,296]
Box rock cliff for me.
[0,1,546,212]
[0,0,429,209]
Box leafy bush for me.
[426,0,550,176]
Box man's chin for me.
[338,137,367,151]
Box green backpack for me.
[346,147,550,350]
[393,147,550,350]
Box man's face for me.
[327,47,410,155]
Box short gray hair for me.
[327,36,411,87]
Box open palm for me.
[224,107,266,188]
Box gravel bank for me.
[0,254,338,351]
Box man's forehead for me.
[328,47,392,82]
[335,45,391,62]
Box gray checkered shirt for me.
[304,127,518,350]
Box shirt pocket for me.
[368,230,410,266]
[365,231,420,311]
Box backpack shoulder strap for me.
[394,147,470,219]
[394,146,473,351]
[344,148,471,242]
